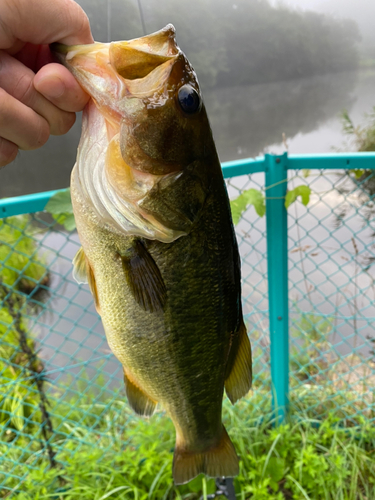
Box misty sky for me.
[271,0,375,50]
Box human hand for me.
[0,0,93,167]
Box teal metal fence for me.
[1,152,375,493]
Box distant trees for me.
[76,0,361,90]
[143,0,361,89]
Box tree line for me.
[77,0,361,90]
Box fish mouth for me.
[52,24,180,124]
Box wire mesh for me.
[226,173,270,399]
[287,168,375,420]
[0,213,128,492]
[1,162,375,492]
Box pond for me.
[1,69,375,197]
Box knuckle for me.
[12,73,34,105]
[63,0,91,40]
[71,1,91,38]
[0,88,11,123]
[24,118,50,151]
[0,88,49,151]
[51,111,76,136]
[33,120,50,149]
[76,10,91,38]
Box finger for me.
[0,50,76,136]
[34,63,90,112]
[0,137,18,167]
[14,43,54,71]
[0,0,93,48]
[0,88,49,150]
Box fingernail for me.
[35,76,65,99]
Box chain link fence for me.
[1,154,375,492]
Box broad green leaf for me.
[45,189,76,231]
[45,189,73,214]
[230,188,266,225]
[52,213,76,232]
[285,185,311,209]
[349,169,364,179]
[266,456,285,483]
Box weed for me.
[1,388,375,499]
[0,216,48,294]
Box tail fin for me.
[172,426,239,485]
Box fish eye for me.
[177,84,201,114]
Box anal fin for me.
[173,426,239,485]
[121,239,167,313]
[123,369,157,417]
[225,322,252,404]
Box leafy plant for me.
[2,392,375,499]
[0,215,48,293]
[0,290,49,436]
[333,108,375,258]
[290,312,333,382]
[230,188,266,224]
[285,185,311,209]
[230,185,311,224]
[45,189,76,231]
[0,217,55,451]
[340,108,375,152]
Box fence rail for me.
[1,152,375,491]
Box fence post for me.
[265,152,289,421]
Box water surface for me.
[2,70,375,197]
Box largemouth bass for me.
[54,25,252,484]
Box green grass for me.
[0,215,48,294]
[1,388,375,500]
[0,215,50,436]
[1,217,375,498]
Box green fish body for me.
[55,25,252,484]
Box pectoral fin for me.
[123,369,157,417]
[72,247,100,311]
[121,240,167,313]
[72,247,88,284]
[225,322,252,404]
[138,164,208,233]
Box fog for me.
[272,0,375,56]
[1,0,374,196]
